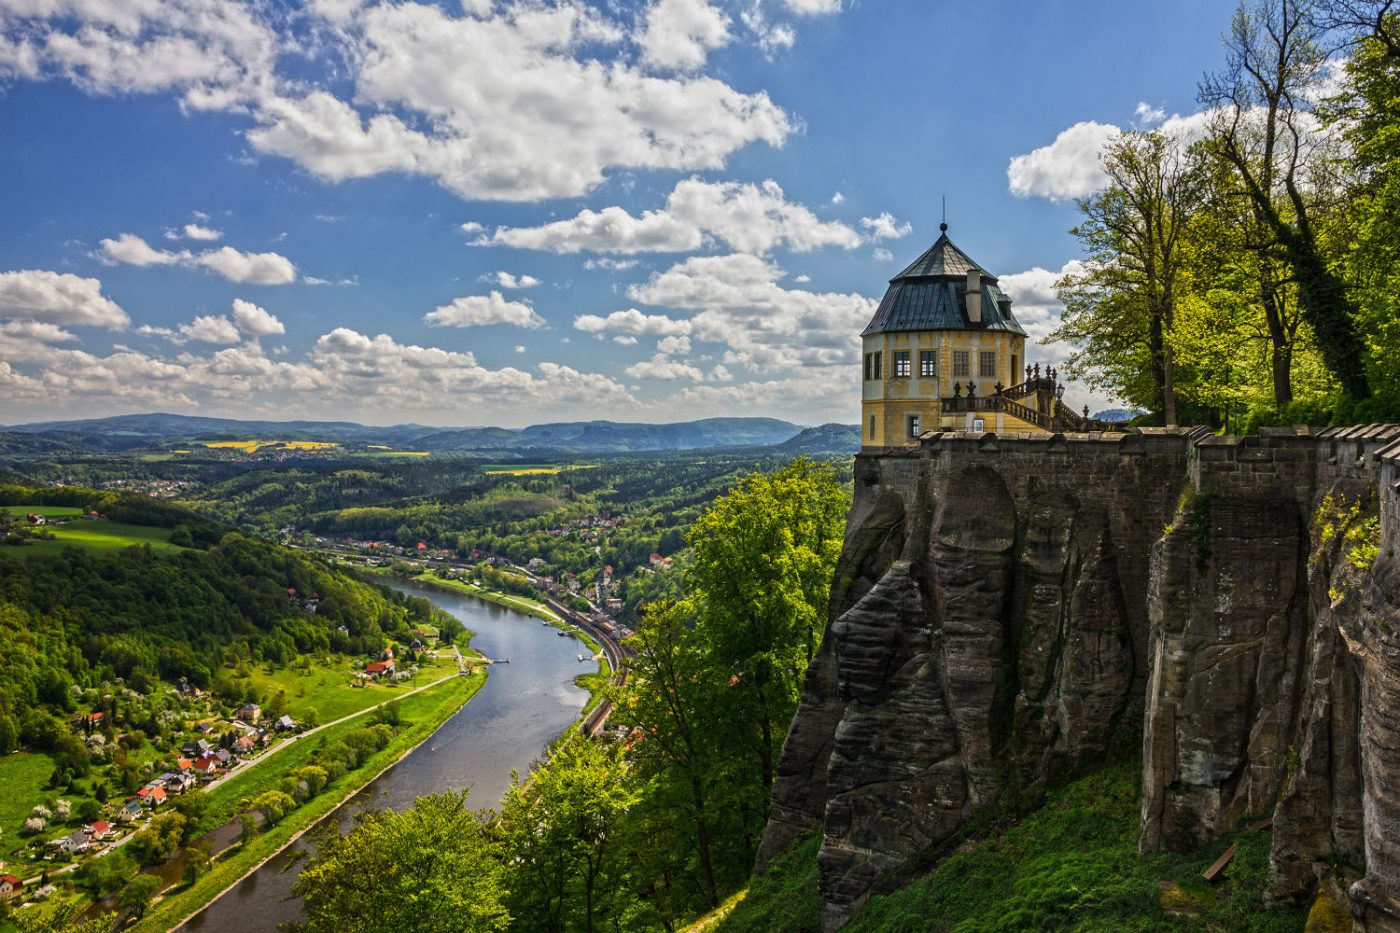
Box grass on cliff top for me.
[711,765,1306,933]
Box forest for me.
[1051,0,1400,430]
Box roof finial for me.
[940,195,948,233]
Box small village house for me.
[0,874,23,900]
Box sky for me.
[0,0,1236,428]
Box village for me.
[0,632,452,911]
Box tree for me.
[1201,0,1372,399]
[685,458,848,793]
[1053,130,1206,423]
[117,874,162,919]
[289,791,509,933]
[499,736,638,933]
[182,842,212,885]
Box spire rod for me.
[940,195,947,232]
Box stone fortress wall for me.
[759,424,1400,931]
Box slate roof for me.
[862,226,1027,337]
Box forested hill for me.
[0,484,442,753]
[0,413,808,455]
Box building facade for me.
[860,225,1079,447]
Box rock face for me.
[757,425,1400,931]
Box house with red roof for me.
[0,874,23,900]
[365,659,395,678]
[136,785,167,807]
[87,819,112,841]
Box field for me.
[0,504,85,519]
[482,463,596,475]
[202,439,340,454]
[234,653,461,724]
[0,752,55,851]
[1,518,179,557]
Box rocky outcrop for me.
[757,425,1400,931]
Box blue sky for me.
[0,0,1234,427]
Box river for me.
[178,578,598,931]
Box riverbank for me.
[131,668,486,933]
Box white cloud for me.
[1007,110,1218,201]
[781,0,842,14]
[98,233,183,267]
[830,192,844,205]
[177,314,241,345]
[484,177,861,254]
[584,258,640,271]
[0,320,78,343]
[0,269,129,329]
[231,298,285,337]
[423,291,545,329]
[1133,101,1166,127]
[860,211,911,241]
[626,354,708,381]
[612,335,638,345]
[249,2,792,202]
[488,271,541,289]
[194,246,297,285]
[657,334,691,355]
[872,247,892,262]
[740,5,795,56]
[629,253,876,370]
[97,233,298,284]
[167,223,223,241]
[514,344,526,353]
[574,308,692,336]
[2,1,793,204]
[638,0,731,72]
[1007,121,1120,201]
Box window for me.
[953,350,969,377]
[864,351,883,381]
[980,351,997,378]
[894,351,911,378]
[972,418,985,432]
[907,413,921,438]
[868,414,876,438]
[920,350,937,378]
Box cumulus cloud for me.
[482,177,862,254]
[98,233,183,267]
[248,2,792,201]
[194,246,297,285]
[612,335,638,345]
[1007,121,1120,201]
[574,308,692,337]
[488,271,541,289]
[1007,109,1218,201]
[97,234,298,284]
[177,314,241,345]
[638,0,731,72]
[626,355,708,381]
[424,291,545,329]
[0,269,129,329]
[584,258,640,271]
[231,299,285,337]
[1,0,795,204]
[0,320,79,343]
[860,211,911,241]
[166,223,223,241]
[629,253,877,370]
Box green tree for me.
[499,736,638,933]
[1200,0,1372,399]
[1052,129,1206,423]
[685,458,847,792]
[117,874,162,919]
[289,791,508,933]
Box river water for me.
[178,579,597,931]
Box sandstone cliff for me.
[757,425,1400,931]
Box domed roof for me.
[861,225,1027,337]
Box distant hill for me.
[1091,408,1144,423]
[0,413,807,455]
[768,423,861,455]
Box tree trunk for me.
[1148,312,1170,426]
[690,773,720,907]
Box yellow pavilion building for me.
[860,224,1092,447]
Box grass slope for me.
[0,752,55,850]
[710,766,1308,933]
[0,519,178,557]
